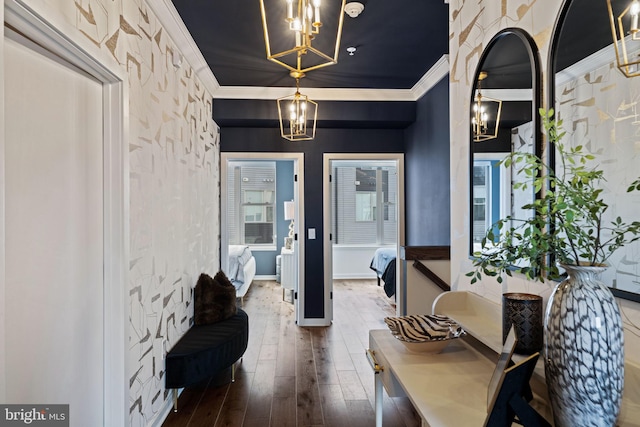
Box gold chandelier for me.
[472,72,502,142]
[608,0,640,77]
[277,78,318,141]
[260,0,347,78]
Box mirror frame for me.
[469,28,542,261]
[548,0,640,304]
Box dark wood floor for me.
[162,279,421,427]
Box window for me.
[331,161,397,245]
[472,162,492,245]
[228,162,276,246]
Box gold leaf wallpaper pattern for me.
[449,0,640,368]
[40,0,220,425]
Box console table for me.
[367,291,640,427]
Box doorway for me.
[221,152,305,324]
[3,20,126,425]
[323,154,405,322]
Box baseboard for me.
[255,274,277,281]
[297,318,331,327]
[332,274,378,280]
[149,388,182,427]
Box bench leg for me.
[172,389,178,412]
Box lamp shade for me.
[284,200,295,220]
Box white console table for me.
[367,291,640,427]
[280,247,296,302]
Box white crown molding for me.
[145,0,220,96]
[555,39,640,87]
[213,55,450,101]
[212,86,416,101]
[155,1,450,102]
[411,54,449,100]
[480,88,532,101]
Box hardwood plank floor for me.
[162,279,421,427]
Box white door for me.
[4,31,104,425]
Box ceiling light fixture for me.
[472,71,502,142]
[277,78,318,141]
[346,46,356,56]
[608,0,640,77]
[260,0,347,79]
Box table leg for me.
[375,372,383,427]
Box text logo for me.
[0,405,68,426]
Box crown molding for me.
[212,86,416,101]
[213,56,450,101]
[154,0,449,102]
[411,54,449,100]
[145,0,219,96]
[480,88,532,101]
[555,39,640,87]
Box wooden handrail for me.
[412,261,450,292]
[401,246,450,261]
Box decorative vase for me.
[502,293,543,355]
[544,264,624,427]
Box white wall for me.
[406,260,450,315]
[332,246,382,279]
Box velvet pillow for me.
[193,272,237,326]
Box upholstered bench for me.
[165,308,249,411]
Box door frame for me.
[2,1,128,423]
[221,152,305,324]
[323,153,405,321]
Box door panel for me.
[4,32,104,424]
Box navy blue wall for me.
[217,90,450,319]
[404,77,451,245]
[252,160,295,275]
[220,125,405,319]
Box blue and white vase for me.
[544,264,624,427]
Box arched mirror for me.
[551,0,640,302]
[469,29,541,259]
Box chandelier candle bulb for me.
[632,0,640,33]
[313,0,321,26]
[286,0,293,21]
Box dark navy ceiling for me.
[172,0,449,89]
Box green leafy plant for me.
[467,108,640,284]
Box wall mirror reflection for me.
[469,29,541,259]
[552,0,640,301]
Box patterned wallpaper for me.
[556,60,640,297]
[24,1,220,425]
[448,0,640,364]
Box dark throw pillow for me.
[194,272,237,326]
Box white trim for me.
[255,275,278,281]
[480,88,532,101]
[212,85,416,101]
[145,2,450,102]
[323,153,405,322]
[411,55,450,100]
[211,57,449,101]
[297,318,332,327]
[145,0,219,96]
[0,0,5,404]
[3,1,128,425]
[555,41,640,87]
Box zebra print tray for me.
[384,314,466,343]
